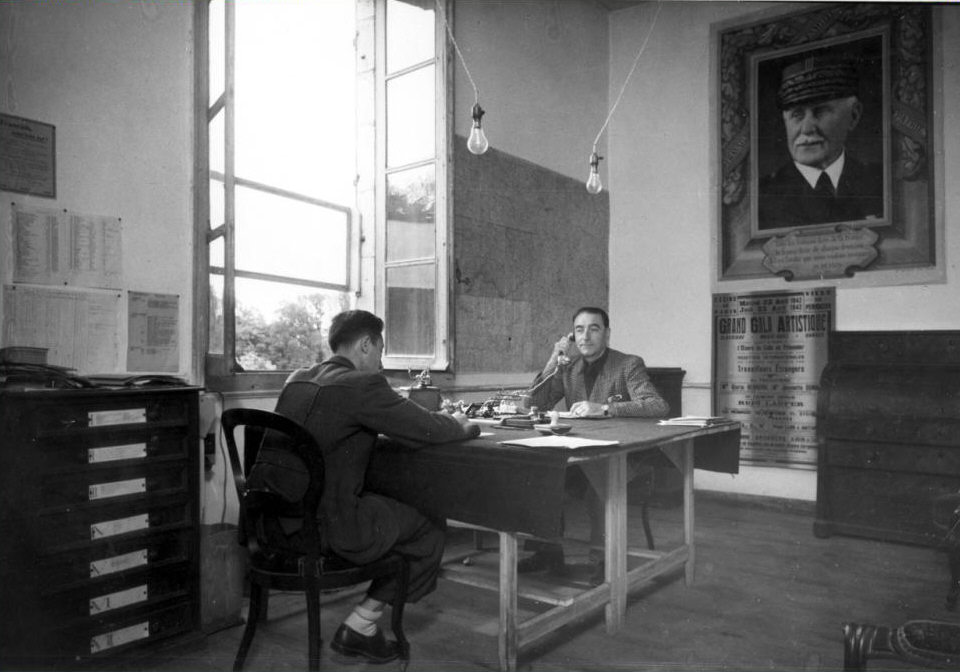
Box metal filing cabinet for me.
[0,386,201,668]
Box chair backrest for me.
[221,408,325,554]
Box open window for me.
[196,0,451,391]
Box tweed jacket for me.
[527,347,669,418]
[248,355,479,564]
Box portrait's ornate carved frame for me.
[714,3,941,285]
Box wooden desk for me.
[368,418,740,671]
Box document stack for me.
[658,416,729,427]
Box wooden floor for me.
[137,494,957,672]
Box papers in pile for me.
[658,416,729,427]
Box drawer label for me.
[89,478,147,501]
[89,584,148,615]
[90,549,148,577]
[91,513,149,539]
[90,621,149,654]
[88,408,147,427]
[88,443,147,463]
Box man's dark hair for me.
[572,306,609,328]
[328,310,384,352]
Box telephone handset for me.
[557,333,575,366]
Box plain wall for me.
[452,0,611,185]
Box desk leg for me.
[605,452,628,634]
[683,439,695,585]
[498,531,518,672]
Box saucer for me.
[534,423,573,436]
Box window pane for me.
[234,0,355,206]
[208,0,225,107]
[235,185,348,286]
[209,273,224,355]
[209,236,224,269]
[209,178,224,229]
[209,109,224,174]
[235,277,349,371]
[385,264,435,356]
[386,64,435,167]
[387,165,435,262]
[386,0,434,74]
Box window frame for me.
[373,0,453,372]
[194,0,452,392]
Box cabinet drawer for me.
[41,532,193,592]
[37,429,190,472]
[821,415,960,447]
[825,440,960,474]
[41,463,189,509]
[40,498,193,549]
[820,467,960,542]
[49,600,196,663]
[27,395,193,437]
[42,563,192,625]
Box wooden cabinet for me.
[0,386,201,668]
[815,331,960,546]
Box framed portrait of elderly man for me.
[714,3,943,285]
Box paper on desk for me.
[658,416,728,427]
[498,436,620,449]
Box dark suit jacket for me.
[248,355,478,564]
[527,348,669,418]
[758,155,883,230]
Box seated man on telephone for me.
[524,306,669,577]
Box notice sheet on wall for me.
[127,292,179,372]
[712,288,835,467]
[0,114,56,198]
[2,284,122,372]
[11,203,122,289]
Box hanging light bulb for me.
[586,150,603,194]
[467,102,489,155]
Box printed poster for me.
[712,288,835,467]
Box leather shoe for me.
[517,546,564,574]
[330,624,400,664]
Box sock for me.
[343,604,383,637]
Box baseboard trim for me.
[696,489,816,515]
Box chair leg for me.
[640,500,655,550]
[306,585,322,672]
[391,559,411,670]
[234,583,267,672]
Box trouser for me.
[259,498,445,604]
[365,499,445,604]
[527,456,655,552]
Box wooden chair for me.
[221,408,410,671]
[932,492,960,611]
[843,620,960,670]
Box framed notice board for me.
[0,113,56,198]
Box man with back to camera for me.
[248,310,479,664]
[758,55,883,230]
[523,306,669,579]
